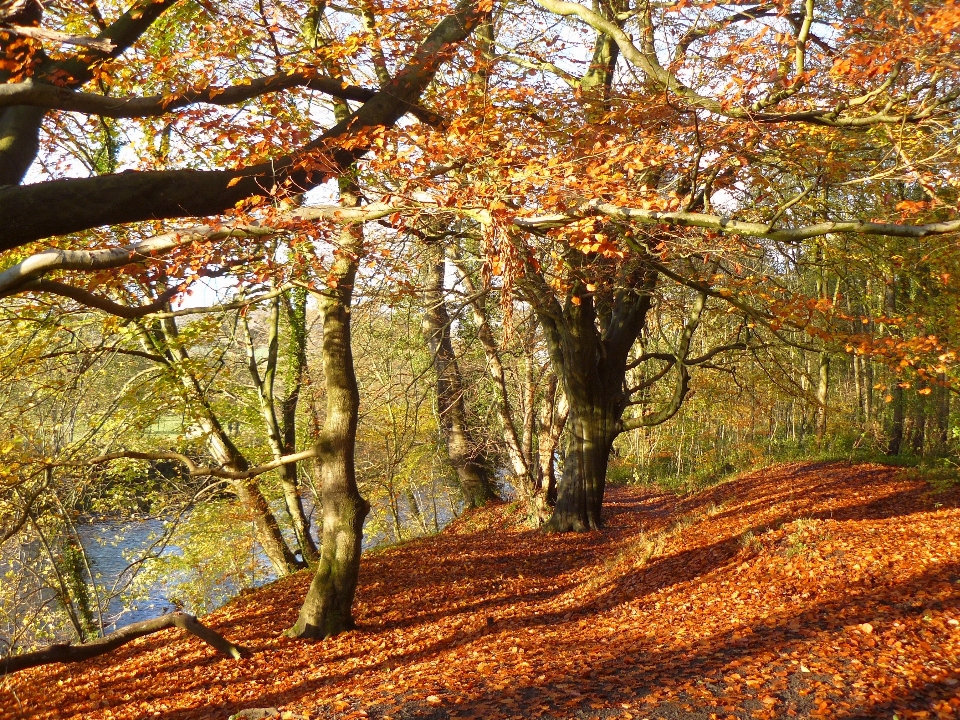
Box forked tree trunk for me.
[421,250,499,508]
[288,194,369,640]
[532,267,657,532]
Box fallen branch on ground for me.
[0,611,247,676]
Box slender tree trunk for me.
[885,276,905,456]
[888,383,906,456]
[288,191,370,640]
[911,385,927,455]
[537,372,568,510]
[281,286,320,563]
[935,371,950,455]
[853,356,864,424]
[421,248,498,507]
[243,287,318,565]
[139,317,300,576]
[816,352,829,440]
[451,254,538,507]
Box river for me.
[73,488,465,632]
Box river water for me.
[72,489,464,632]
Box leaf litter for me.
[2,461,958,720]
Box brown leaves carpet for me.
[3,461,959,720]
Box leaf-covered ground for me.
[3,461,959,720]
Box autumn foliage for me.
[4,462,957,720]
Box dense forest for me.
[0,1,958,718]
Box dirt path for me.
[3,462,959,720]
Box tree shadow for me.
[6,461,956,720]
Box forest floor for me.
[3,461,960,720]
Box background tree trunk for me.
[421,248,499,508]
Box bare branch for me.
[2,23,115,51]
[0,74,442,123]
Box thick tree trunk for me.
[0,107,45,185]
[532,267,657,532]
[421,250,499,508]
[545,401,618,532]
[0,612,245,676]
[288,193,369,640]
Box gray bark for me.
[287,191,369,640]
[421,249,499,508]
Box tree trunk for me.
[243,287,318,566]
[935,371,950,455]
[911,386,927,455]
[532,267,657,532]
[0,612,245,676]
[537,372,568,511]
[281,286,320,563]
[888,382,906,455]
[884,275,905,456]
[816,351,829,440]
[545,399,618,532]
[421,249,499,508]
[139,317,300,576]
[288,191,369,640]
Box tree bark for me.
[0,611,245,676]
[421,249,499,508]
[530,264,657,532]
[287,190,369,640]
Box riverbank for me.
[3,461,959,720]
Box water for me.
[74,489,464,632]
[75,518,175,630]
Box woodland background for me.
[0,0,958,716]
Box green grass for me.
[609,434,960,497]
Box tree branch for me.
[1,24,115,52]
[0,224,276,295]
[516,200,960,242]
[7,279,180,318]
[0,611,246,676]
[84,448,317,480]
[0,0,486,250]
[0,74,442,122]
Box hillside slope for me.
[3,462,959,720]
